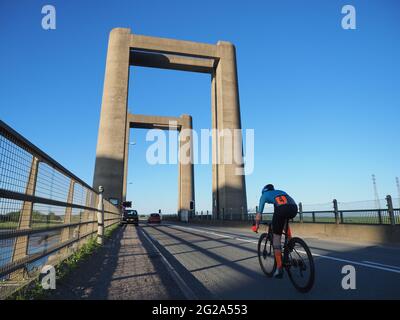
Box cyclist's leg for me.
[272,209,286,276]
[285,204,298,240]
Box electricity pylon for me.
[372,174,380,210]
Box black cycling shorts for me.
[272,204,298,235]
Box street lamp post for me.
[124,140,136,200]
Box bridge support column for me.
[213,41,247,218]
[94,29,247,215]
[178,115,195,219]
[93,28,131,205]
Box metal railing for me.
[0,120,121,298]
[295,197,399,225]
[179,197,400,226]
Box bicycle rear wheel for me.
[285,237,315,293]
[257,232,276,277]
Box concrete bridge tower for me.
[93,28,247,218]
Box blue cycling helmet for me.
[262,184,274,193]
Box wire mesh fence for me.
[0,120,121,299]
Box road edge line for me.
[140,227,198,300]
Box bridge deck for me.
[48,222,400,300]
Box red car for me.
[147,213,161,224]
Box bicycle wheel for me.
[285,237,315,293]
[258,232,276,277]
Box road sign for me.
[122,201,132,208]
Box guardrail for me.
[0,120,121,298]
[250,208,400,225]
[174,198,400,226]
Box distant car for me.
[147,213,161,224]
[121,209,139,226]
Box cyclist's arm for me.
[257,192,273,214]
[255,192,273,227]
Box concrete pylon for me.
[213,41,247,218]
[178,115,195,217]
[93,28,130,204]
[93,28,247,216]
[124,113,194,218]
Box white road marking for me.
[168,224,400,275]
[362,260,400,270]
[310,254,400,274]
[140,227,198,300]
[172,224,256,242]
[234,237,258,243]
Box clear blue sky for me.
[1,0,399,213]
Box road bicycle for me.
[256,219,315,292]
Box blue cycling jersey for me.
[258,189,296,213]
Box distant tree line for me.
[0,211,63,222]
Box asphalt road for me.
[48,221,400,300]
[50,224,185,300]
[141,221,400,299]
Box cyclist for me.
[253,184,298,278]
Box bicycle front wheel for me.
[257,232,276,277]
[285,237,315,293]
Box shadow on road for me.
[48,224,185,299]
[47,222,400,300]
[145,223,400,299]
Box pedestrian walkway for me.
[50,224,185,299]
